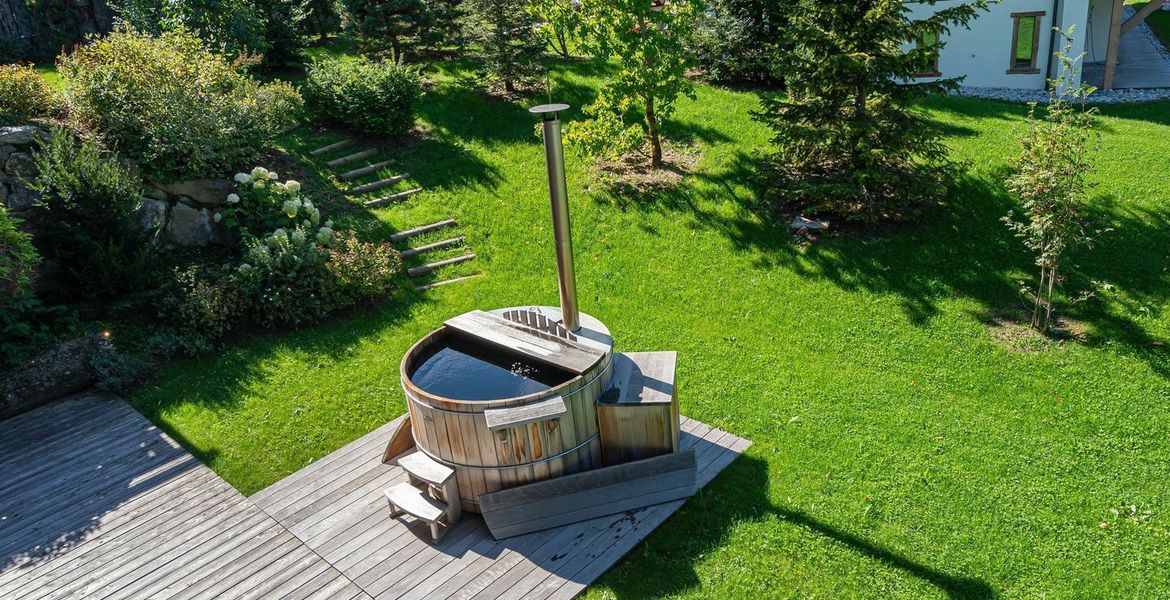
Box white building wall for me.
[904,0,1090,90]
[1085,0,1114,62]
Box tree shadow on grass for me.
[598,454,995,599]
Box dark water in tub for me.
[409,336,573,401]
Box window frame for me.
[1007,11,1045,74]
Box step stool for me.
[385,452,461,542]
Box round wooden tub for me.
[400,307,613,513]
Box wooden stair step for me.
[326,148,378,168]
[364,187,422,207]
[348,174,410,196]
[401,236,464,258]
[385,482,447,523]
[309,138,355,156]
[408,253,476,277]
[338,160,394,181]
[397,452,454,487]
[414,273,481,292]
[389,218,456,243]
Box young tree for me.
[1004,37,1100,332]
[342,0,435,62]
[468,0,546,93]
[535,0,583,59]
[755,0,987,223]
[567,0,701,167]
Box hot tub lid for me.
[444,310,605,375]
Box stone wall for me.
[0,125,234,248]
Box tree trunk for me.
[646,97,662,167]
[505,78,516,93]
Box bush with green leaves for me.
[236,225,338,327]
[163,263,249,342]
[59,28,302,181]
[0,64,57,123]
[31,126,158,303]
[326,231,403,303]
[302,58,422,137]
[688,0,791,85]
[218,166,319,240]
[109,0,269,58]
[0,207,53,367]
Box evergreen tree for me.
[689,0,793,85]
[468,0,545,93]
[755,0,987,223]
[343,0,435,62]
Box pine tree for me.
[755,0,987,223]
[468,0,545,93]
[343,0,435,62]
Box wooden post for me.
[1103,0,1125,89]
[1121,0,1166,36]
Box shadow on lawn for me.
[602,454,994,599]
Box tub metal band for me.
[409,430,600,470]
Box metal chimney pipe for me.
[530,103,580,332]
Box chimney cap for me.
[529,103,571,116]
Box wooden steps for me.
[348,174,410,196]
[385,451,462,543]
[413,273,481,292]
[326,148,378,168]
[389,218,456,243]
[407,253,476,277]
[401,236,464,258]
[364,187,422,207]
[308,138,355,156]
[338,160,394,181]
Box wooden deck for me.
[0,392,368,600]
[249,412,748,600]
[1084,16,1170,89]
[0,392,749,599]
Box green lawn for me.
[129,60,1170,598]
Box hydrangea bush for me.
[218,167,322,240]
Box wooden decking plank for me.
[0,396,129,461]
[529,429,745,600]
[263,447,388,523]
[277,458,397,526]
[15,487,245,600]
[216,543,319,600]
[378,520,495,599]
[408,522,555,600]
[251,415,405,510]
[335,516,432,575]
[544,436,751,600]
[0,467,219,589]
[0,453,198,560]
[246,557,333,600]
[145,514,283,600]
[166,527,298,600]
[284,567,345,600]
[95,509,271,600]
[180,536,305,600]
[0,423,187,516]
[465,419,711,600]
[301,574,360,600]
[289,466,404,540]
[357,517,483,596]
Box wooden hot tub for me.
[400,307,614,513]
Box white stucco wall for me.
[1085,0,1114,62]
[904,0,1090,89]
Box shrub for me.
[302,58,422,137]
[219,166,320,240]
[108,0,270,58]
[237,226,337,327]
[0,207,53,367]
[163,264,249,342]
[688,0,790,86]
[31,126,158,302]
[59,28,303,181]
[326,231,403,303]
[0,64,56,123]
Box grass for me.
[128,58,1170,598]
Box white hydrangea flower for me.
[253,179,266,189]
[226,193,240,204]
[285,180,301,194]
[234,173,251,184]
[316,227,334,246]
[251,166,269,179]
[272,182,287,194]
[310,207,321,227]
[238,263,253,275]
[268,171,279,180]
[213,212,223,223]
[325,220,333,229]
[282,200,299,218]
[291,228,307,244]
